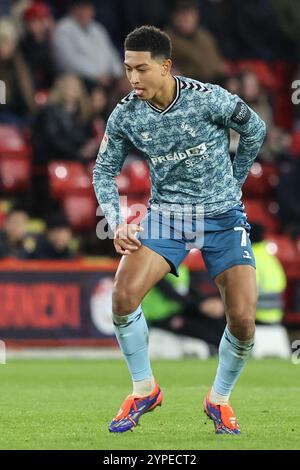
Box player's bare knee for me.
[228,314,255,341]
[227,304,256,340]
[112,286,141,316]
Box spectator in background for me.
[251,223,287,325]
[273,0,300,60]
[107,73,132,112]
[32,74,93,164]
[84,84,109,159]
[30,213,76,259]
[165,0,227,83]
[239,70,273,129]
[0,17,35,127]
[233,0,296,61]
[142,264,226,353]
[197,0,238,60]
[31,74,94,217]
[0,204,29,259]
[118,0,169,44]
[52,0,123,89]
[20,1,55,90]
[260,126,291,163]
[277,158,300,236]
[225,71,273,157]
[0,1,31,34]
[14,1,31,13]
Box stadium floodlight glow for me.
[251,162,262,177]
[55,166,68,179]
[266,241,278,256]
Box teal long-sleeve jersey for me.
[93,76,266,231]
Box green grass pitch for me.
[0,358,299,450]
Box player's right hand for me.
[113,223,144,255]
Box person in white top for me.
[52,0,123,87]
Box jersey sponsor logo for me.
[100,132,108,154]
[231,102,251,125]
[150,143,207,167]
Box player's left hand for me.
[113,223,144,255]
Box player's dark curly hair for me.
[124,26,172,59]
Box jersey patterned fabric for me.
[93,76,266,231]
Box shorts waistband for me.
[150,202,205,216]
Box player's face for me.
[124,51,170,100]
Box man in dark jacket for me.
[20,1,55,90]
[0,204,29,259]
[165,0,227,83]
[30,213,76,260]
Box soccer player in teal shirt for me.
[93,26,266,435]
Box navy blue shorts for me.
[138,203,255,279]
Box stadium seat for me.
[243,163,279,198]
[291,131,300,157]
[0,155,31,192]
[115,172,131,194]
[0,125,30,159]
[48,162,92,199]
[85,161,132,195]
[243,199,280,233]
[237,60,278,91]
[88,160,150,195]
[63,193,97,231]
[124,160,151,195]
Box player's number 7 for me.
[234,227,247,247]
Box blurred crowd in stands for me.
[0,0,299,265]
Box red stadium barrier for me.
[0,259,119,346]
